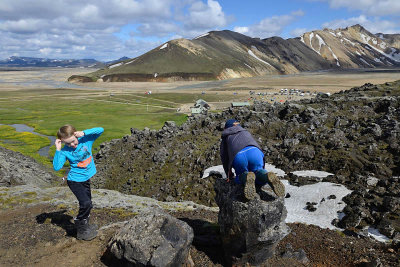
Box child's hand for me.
[55,139,62,151]
[74,131,85,138]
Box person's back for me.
[219,119,285,200]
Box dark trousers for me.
[67,179,92,220]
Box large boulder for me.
[214,178,290,265]
[107,209,194,266]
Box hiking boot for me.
[87,216,98,231]
[267,172,285,197]
[244,172,258,201]
[75,218,97,241]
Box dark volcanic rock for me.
[214,179,290,265]
[94,80,400,237]
[0,146,58,187]
[107,209,193,266]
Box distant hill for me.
[106,56,130,65]
[69,24,400,82]
[0,56,102,68]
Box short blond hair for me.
[57,125,76,139]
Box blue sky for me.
[0,0,399,61]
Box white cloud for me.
[315,0,400,16]
[322,15,400,34]
[73,46,86,51]
[0,0,231,60]
[290,28,308,37]
[234,10,304,38]
[185,0,229,29]
[0,19,47,34]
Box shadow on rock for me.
[35,210,76,237]
[178,217,225,265]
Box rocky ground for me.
[94,80,400,240]
[1,80,400,265]
[0,201,398,267]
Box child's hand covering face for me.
[74,131,85,138]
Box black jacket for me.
[220,125,262,177]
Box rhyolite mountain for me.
[69,24,400,82]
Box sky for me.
[0,0,399,61]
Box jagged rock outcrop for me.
[0,146,58,187]
[214,179,290,265]
[94,80,400,239]
[106,209,194,266]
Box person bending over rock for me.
[53,125,104,241]
[220,119,285,200]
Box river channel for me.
[0,124,55,158]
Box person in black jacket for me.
[220,119,285,200]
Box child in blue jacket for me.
[53,125,103,241]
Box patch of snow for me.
[379,42,387,49]
[309,32,316,52]
[291,170,334,178]
[315,34,326,53]
[337,32,342,36]
[284,180,352,230]
[359,57,372,67]
[367,227,390,242]
[367,45,400,62]
[308,32,321,55]
[160,43,168,50]
[327,47,340,66]
[202,165,229,179]
[126,59,136,64]
[374,58,382,63]
[300,35,305,43]
[356,51,362,56]
[264,163,286,177]
[109,62,123,69]
[244,63,253,69]
[360,33,371,44]
[372,38,377,45]
[248,49,272,66]
[202,164,285,179]
[365,45,372,51]
[201,165,391,241]
[343,37,356,46]
[193,32,209,40]
[328,31,336,37]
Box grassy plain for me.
[0,89,190,168]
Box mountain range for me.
[0,56,130,68]
[0,56,101,68]
[69,24,400,83]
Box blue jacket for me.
[53,127,104,182]
[220,125,262,176]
